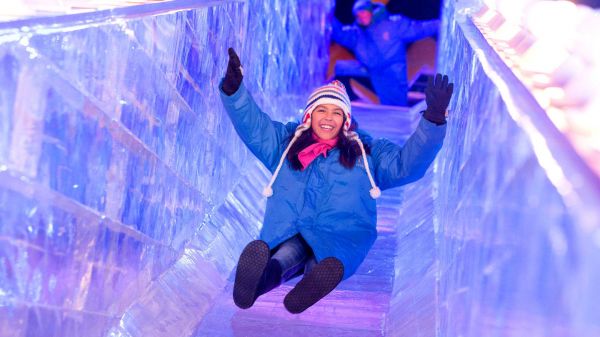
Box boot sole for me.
[283,257,344,314]
[233,240,270,309]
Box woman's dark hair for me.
[287,117,370,170]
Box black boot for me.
[283,257,344,314]
[233,240,270,309]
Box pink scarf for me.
[298,134,338,170]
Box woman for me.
[219,48,453,314]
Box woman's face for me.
[311,104,344,140]
[356,10,372,26]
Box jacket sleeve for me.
[219,80,296,172]
[370,117,446,190]
[331,17,359,51]
[389,15,439,43]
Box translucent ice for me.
[0,1,331,336]
[426,1,600,336]
[1,0,599,336]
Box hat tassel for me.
[263,124,309,197]
[349,132,381,199]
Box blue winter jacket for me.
[332,6,439,105]
[220,82,446,279]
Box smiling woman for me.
[220,47,453,313]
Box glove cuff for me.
[422,109,447,125]
[222,77,242,96]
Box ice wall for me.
[0,1,331,336]
[424,1,600,336]
[3,0,600,336]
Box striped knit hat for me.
[262,80,381,199]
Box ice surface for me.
[0,1,331,336]
[428,1,600,336]
[1,0,600,336]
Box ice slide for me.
[0,1,599,336]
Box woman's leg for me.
[271,235,313,281]
[234,235,324,310]
[255,234,313,296]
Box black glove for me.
[423,73,454,125]
[222,48,243,96]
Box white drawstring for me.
[262,124,309,197]
[263,125,381,200]
[348,131,381,199]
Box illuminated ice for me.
[1,0,599,336]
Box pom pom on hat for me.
[370,186,381,198]
[262,186,273,197]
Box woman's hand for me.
[423,73,454,125]
[222,48,243,96]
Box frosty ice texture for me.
[0,1,330,336]
[1,0,600,336]
[418,1,600,336]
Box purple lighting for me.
[1,0,600,336]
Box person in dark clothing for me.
[332,0,439,106]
